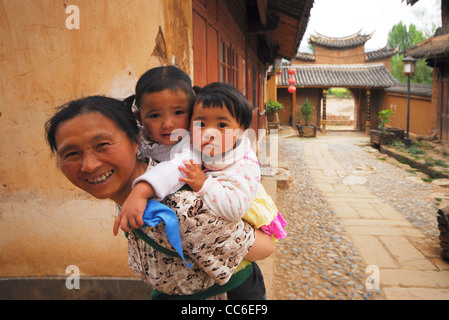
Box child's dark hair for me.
[45,96,139,154]
[194,82,253,129]
[125,66,195,113]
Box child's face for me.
[139,89,190,145]
[191,102,244,157]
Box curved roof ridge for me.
[314,28,365,41]
[366,44,400,61]
[309,30,374,49]
[294,51,316,61]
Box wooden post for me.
[322,89,327,133]
[366,89,371,134]
[292,88,297,126]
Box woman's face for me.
[55,111,141,204]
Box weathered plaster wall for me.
[314,46,366,65]
[161,0,193,73]
[0,0,192,278]
[276,88,321,126]
[382,93,433,137]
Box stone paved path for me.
[262,130,449,300]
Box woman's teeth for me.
[86,170,113,184]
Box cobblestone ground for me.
[328,140,441,240]
[273,138,381,300]
[272,132,445,300]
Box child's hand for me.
[179,159,206,192]
[113,182,154,236]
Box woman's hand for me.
[178,159,206,192]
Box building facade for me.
[405,0,449,141]
[272,30,397,132]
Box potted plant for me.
[297,98,316,137]
[370,109,396,146]
[266,99,283,123]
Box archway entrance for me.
[323,88,356,131]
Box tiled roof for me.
[406,34,449,60]
[295,44,399,62]
[309,30,373,49]
[279,63,397,88]
[267,0,315,60]
[403,0,420,5]
[366,44,400,61]
[385,83,432,97]
[294,52,316,61]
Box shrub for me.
[378,109,394,132]
[407,145,425,155]
[266,99,283,114]
[301,98,313,125]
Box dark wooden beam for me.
[257,0,268,25]
[248,13,279,34]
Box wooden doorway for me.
[324,88,355,130]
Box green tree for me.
[388,22,433,84]
[300,98,313,125]
[388,22,409,51]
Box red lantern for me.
[288,68,295,75]
[288,76,296,85]
[288,85,296,93]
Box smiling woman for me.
[45,95,274,299]
[46,96,143,205]
[55,112,143,205]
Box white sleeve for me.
[133,137,200,201]
[134,160,185,201]
[196,158,261,221]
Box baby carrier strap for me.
[126,229,253,300]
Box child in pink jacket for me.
[180,82,287,241]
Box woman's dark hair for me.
[194,82,253,129]
[127,66,195,113]
[45,96,139,154]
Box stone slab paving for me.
[303,138,449,300]
[268,136,382,300]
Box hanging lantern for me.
[287,68,296,94]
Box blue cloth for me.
[141,200,192,268]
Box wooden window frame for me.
[220,40,240,87]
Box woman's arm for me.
[244,229,275,261]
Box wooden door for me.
[192,3,219,87]
[192,10,208,87]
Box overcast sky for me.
[299,0,442,52]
